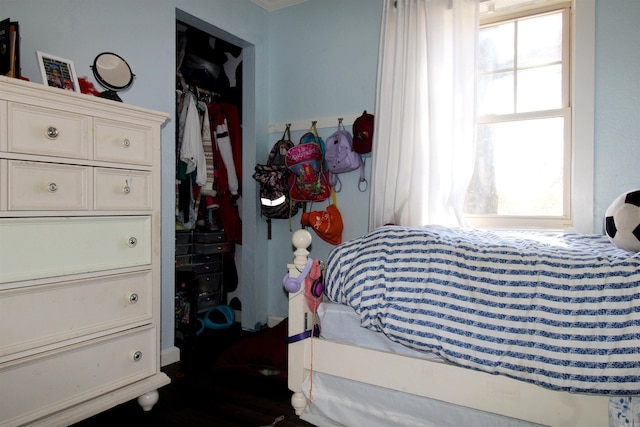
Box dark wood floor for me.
[73,323,316,427]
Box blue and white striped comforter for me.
[324,225,640,395]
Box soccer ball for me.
[604,189,640,251]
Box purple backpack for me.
[324,121,366,192]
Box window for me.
[464,1,589,230]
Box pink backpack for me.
[285,123,332,202]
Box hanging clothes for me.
[199,100,216,196]
[207,101,242,195]
[214,118,239,196]
[207,101,243,245]
[179,92,207,188]
[176,91,193,226]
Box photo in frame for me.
[37,51,80,92]
[1,18,20,78]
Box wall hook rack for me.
[267,112,372,133]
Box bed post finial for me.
[292,229,312,269]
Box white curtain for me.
[368,0,479,230]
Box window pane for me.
[517,64,562,112]
[479,23,514,72]
[465,118,564,216]
[518,13,562,68]
[478,71,514,115]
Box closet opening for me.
[174,10,250,355]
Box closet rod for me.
[268,113,368,134]
[195,87,220,100]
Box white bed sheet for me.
[308,302,542,427]
[300,372,543,427]
[317,302,441,361]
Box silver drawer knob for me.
[123,185,131,194]
[46,126,59,139]
[47,182,58,192]
[122,138,131,148]
[131,350,143,362]
[127,237,138,247]
[128,292,139,304]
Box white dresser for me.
[0,76,170,426]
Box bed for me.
[286,225,640,427]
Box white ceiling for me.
[251,0,308,12]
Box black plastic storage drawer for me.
[193,231,225,244]
[192,253,223,266]
[197,272,222,293]
[175,255,191,268]
[191,260,222,274]
[198,291,222,313]
[193,242,234,255]
[176,230,192,244]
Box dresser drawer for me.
[7,102,90,160]
[0,327,156,426]
[0,100,6,152]
[0,216,151,284]
[95,118,153,166]
[0,270,152,358]
[7,160,90,210]
[95,167,152,210]
[0,159,6,211]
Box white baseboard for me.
[268,315,285,328]
[160,346,180,367]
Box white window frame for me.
[467,0,594,233]
[570,0,595,234]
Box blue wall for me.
[1,0,639,357]
[594,0,640,225]
[262,0,382,323]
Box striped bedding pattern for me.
[324,225,640,395]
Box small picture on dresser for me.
[37,51,80,92]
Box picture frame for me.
[37,51,80,92]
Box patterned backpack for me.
[285,122,332,203]
[252,125,300,237]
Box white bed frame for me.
[286,229,612,427]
